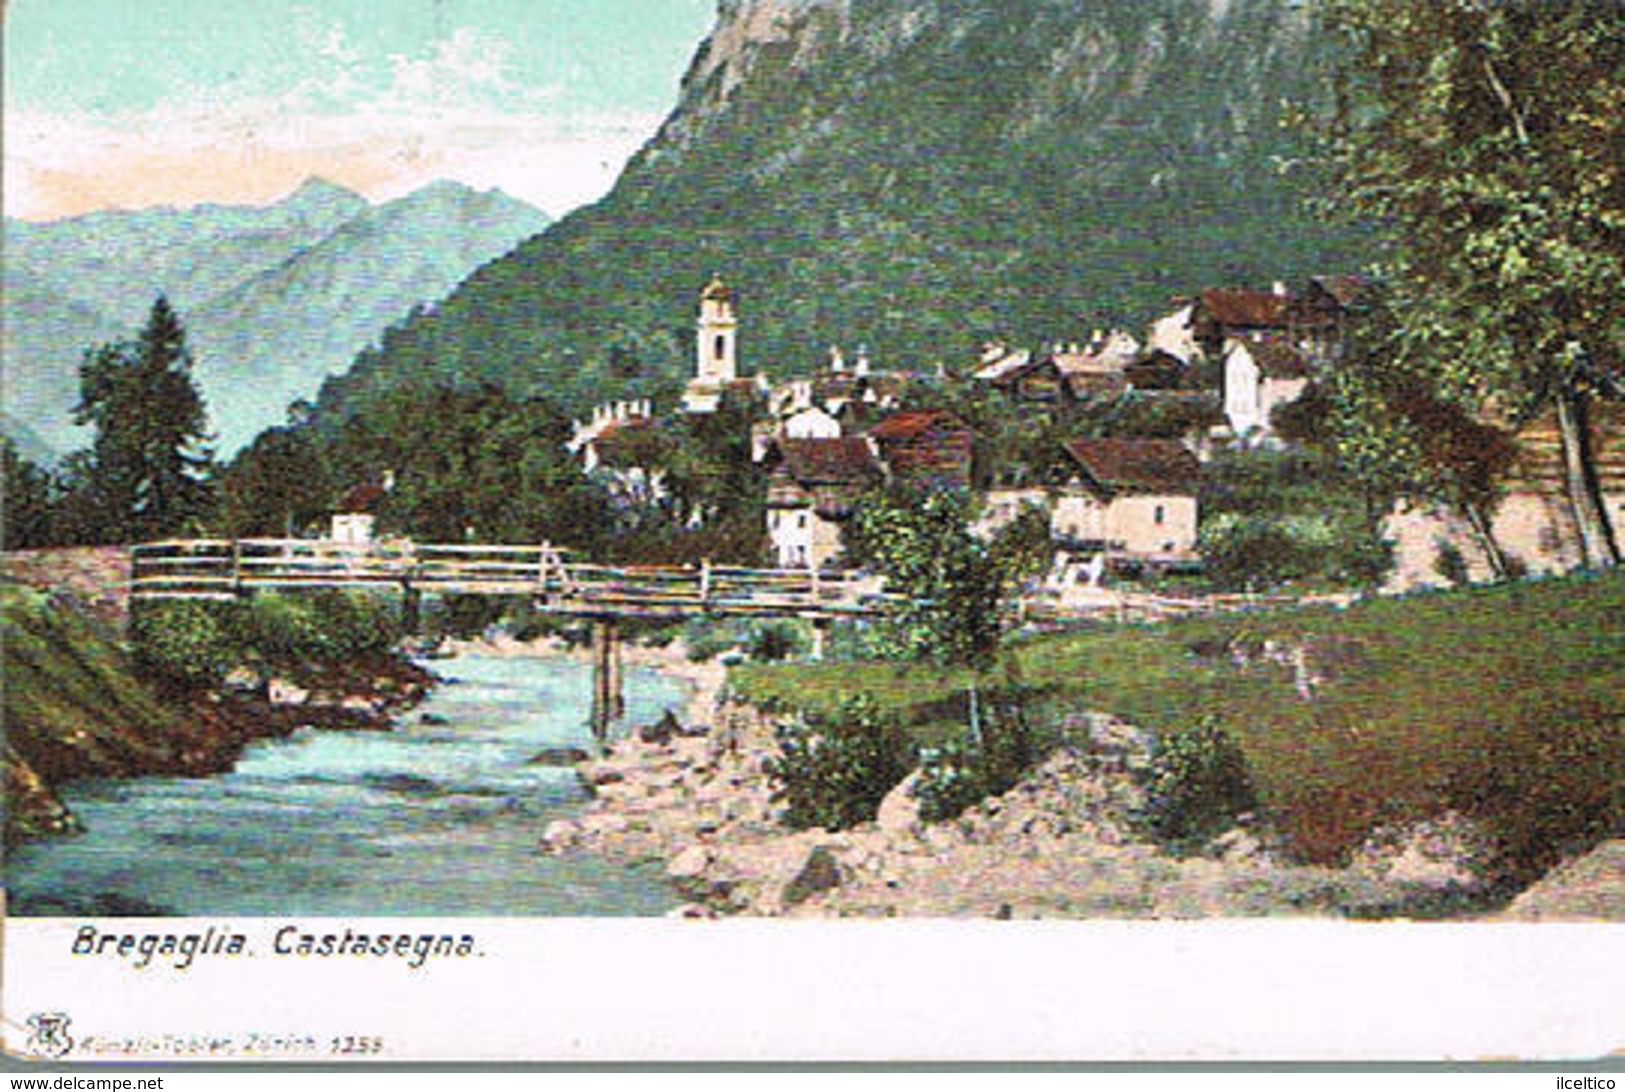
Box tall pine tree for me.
[75,296,215,542]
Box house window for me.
[798,512,808,530]
[1154,505,1166,525]
[714,334,726,361]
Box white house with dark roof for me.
[1052,438,1201,558]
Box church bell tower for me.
[696,274,738,384]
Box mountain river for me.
[5,653,685,916]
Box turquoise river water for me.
[4,654,686,916]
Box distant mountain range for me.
[3,178,549,458]
[308,0,1369,427]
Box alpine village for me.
[4,0,1621,922]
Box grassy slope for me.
[734,572,1625,873]
[2,583,194,786]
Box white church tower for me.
[696,274,737,383]
[682,274,744,413]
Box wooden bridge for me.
[130,538,893,736]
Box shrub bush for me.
[130,600,241,688]
[310,590,402,659]
[769,695,912,830]
[747,621,807,662]
[682,618,749,662]
[232,593,333,665]
[914,695,1039,822]
[1199,513,1390,590]
[1142,717,1258,850]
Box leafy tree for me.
[846,486,1005,672]
[74,296,215,541]
[1,440,54,549]
[322,381,606,550]
[46,452,109,546]
[1317,1,1624,567]
[217,426,333,537]
[846,485,1049,763]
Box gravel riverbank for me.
[538,668,1555,919]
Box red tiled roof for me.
[336,481,387,514]
[867,409,968,440]
[1062,438,1201,496]
[771,437,882,485]
[595,416,656,440]
[1199,288,1292,329]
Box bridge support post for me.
[590,618,624,740]
[810,618,831,661]
[401,583,422,636]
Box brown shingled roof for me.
[1199,288,1292,329]
[772,437,882,485]
[1062,438,1201,496]
[867,409,968,440]
[336,481,387,514]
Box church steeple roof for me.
[700,274,733,303]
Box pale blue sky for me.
[4,0,715,219]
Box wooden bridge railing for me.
[130,538,890,618]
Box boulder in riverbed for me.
[268,678,310,706]
[529,746,593,766]
[783,845,845,906]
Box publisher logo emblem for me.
[26,1012,74,1059]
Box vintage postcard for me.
[3,0,1621,1065]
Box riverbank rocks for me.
[268,678,311,706]
[529,746,592,766]
[783,845,844,906]
[551,695,1539,920]
[876,771,922,836]
[635,711,682,745]
[1350,811,1496,896]
[1498,840,1625,921]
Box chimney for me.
[855,344,870,376]
[829,345,846,373]
[1272,281,1288,297]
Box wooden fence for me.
[129,538,891,619]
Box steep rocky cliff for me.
[314,0,1362,424]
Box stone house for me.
[1052,438,1201,559]
[984,354,1075,405]
[762,436,884,570]
[1293,274,1367,359]
[330,475,391,545]
[866,409,974,491]
[1222,339,1311,440]
[1384,404,1625,589]
[752,404,843,462]
[1147,298,1201,363]
[568,400,656,474]
[971,485,1052,540]
[1191,285,1296,357]
[579,412,672,513]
